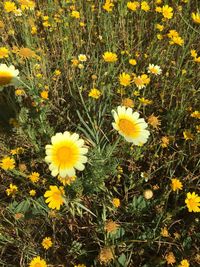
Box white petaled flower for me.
[45,132,88,178]
[147,64,162,75]
[112,106,150,145]
[0,64,19,87]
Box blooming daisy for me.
[147,64,162,75]
[112,106,150,145]
[0,64,19,87]
[45,132,88,177]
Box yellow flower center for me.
[52,191,62,202]
[55,145,78,167]
[118,119,140,138]
[34,263,42,267]
[188,198,196,209]
[0,71,13,85]
[150,67,158,74]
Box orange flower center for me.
[118,119,140,138]
[0,71,13,85]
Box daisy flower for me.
[147,64,162,75]
[112,106,150,145]
[0,64,19,87]
[45,132,88,178]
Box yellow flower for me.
[19,0,35,10]
[40,91,49,99]
[165,252,176,265]
[139,97,153,106]
[112,198,120,208]
[31,26,37,34]
[171,178,183,192]
[15,89,25,96]
[29,189,36,196]
[112,106,150,145]
[71,10,80,19]
[167,30,179,38]
[45,132,88,178]
[4,1,17,13]
[133,74,150,89]
[99,247,114,264]
[178,259,190,267]
[104,220,119,233]
[129,59,137,66]
[161,136,169,148]
[71,58,79,67]
[192,12,200,24]
[121,98,134,108]
[191,111,200,119]
[29,256,47,267]
[148,114,161,130]
[18,47,36,58]
[119,72,131,86]
[41,237,53,250]
[103,52,118,62]
[183,130,194,141]
[28,172,40,183]
[185,192,200,212]
[0,156,15,170]
[127,1,140,11]
[156,24,164,31]
[0,47,9,59]
[0,64,19,87]
[169,36,184,46]
[103,0,114,12]
[141,1,150,12]
[6,184,18,196]
[44,185,65,210]
[194,57,200,63]
[162,5,173,19]
[74,265,86,267]
[88,88,101,99]
[57,175,76,186]
[78,54,87,62]
[161,227,169,237]
[54,70,61,76]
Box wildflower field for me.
[0,0,200,266]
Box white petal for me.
[51,168,59,177]
[80,148,88,154]
[75,162,85,171]
[66,168,76,177]
[59,168,69,178]
[79,155,88,163]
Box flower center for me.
[52,192,62,202]
[118,119,140,138]
[150,67,158,74]
[0,71,13,85]
[188,198,196,209]
[56,145,78,167]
